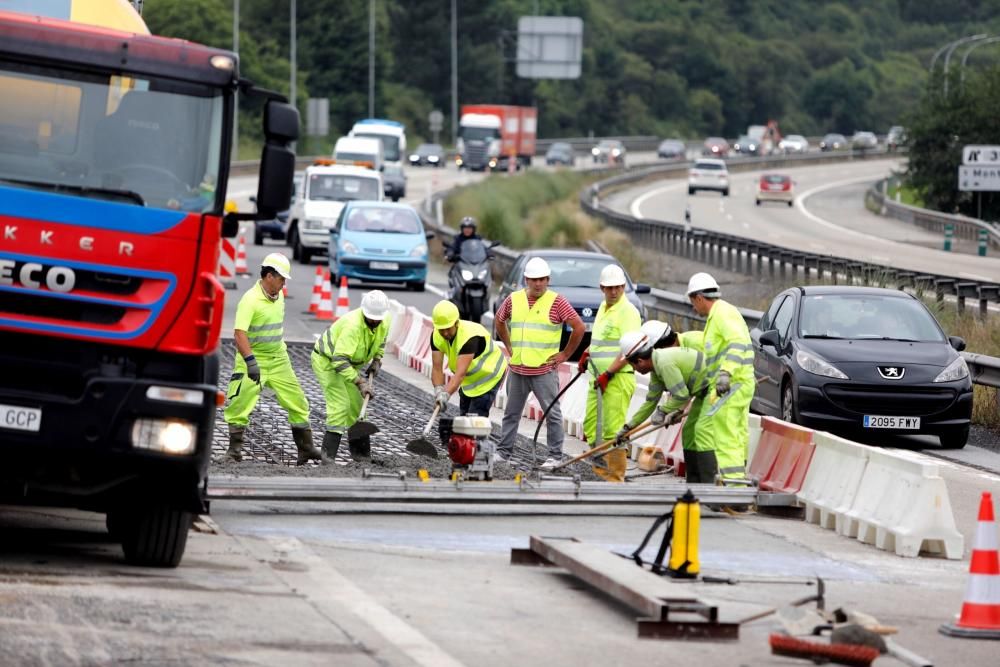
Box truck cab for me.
[333,136,384,172]
[456,113,502,170]
[288,162,384,264]
[349,118,406,168]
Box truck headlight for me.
[131,418,196,455]
[305,218,324,230]
[934,356,969,383]
[795,350,849,379]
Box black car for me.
[408,142,445,167]
[382,164,407,201]
[657,139,686,160]
[750,286,973,449]
[545,142,575,166]
[483,249,650,360]
[253,172,302,245]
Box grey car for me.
[382,164,406,201]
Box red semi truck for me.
[0,6,298,566]
[456,104,537,171]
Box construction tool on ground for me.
[348,371,378,440]
[769,634,880,667]
[440,415,495,481]
[406,404,441,458]
[551,419,658,471]
[530,367,586,468]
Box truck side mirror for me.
[255,100,299,217]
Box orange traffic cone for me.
[940,491,1000,639]
[334,275,350,320]
[235,233,250,276]
[315,272,334,320]
[308,266,323,313]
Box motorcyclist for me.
[446,216,482,261]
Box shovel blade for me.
[348,420,379,441]
[405,437,439,458]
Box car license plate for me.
[863,415,920,429]
[370,261,399,271]
[0,402,42,432]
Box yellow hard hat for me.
[432,300,460,329]
[261,252,292,280]
[224,199,238,214]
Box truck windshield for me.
[0,59,224,212]
[353,132,400,162]
[461,127,500,142]
[308,174,380,201]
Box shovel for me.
[406,404,441,458]
[347,372,379,441]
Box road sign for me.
[428,110,443,132]
[306,98,329,137]
[516,16,583,79]
[963,145,1000,166]
[958,165,1000,191]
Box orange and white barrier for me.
[315,273,334,321]
[748,417,815,494]
[218,238,237,289]
[308,267,323,313]
[940,492,1000,637]
[334,276,350,320]
[235,233,250,276]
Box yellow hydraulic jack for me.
[628,489,701,578]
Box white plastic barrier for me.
[798,432,870,531]
[836,446,963,559]
[747,413,762,464]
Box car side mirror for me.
[949,336,966,352]
[635,283,651,294]
[759,329,780,348]
[425,231,435,240]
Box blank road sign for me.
[958,165,1000,191]
[516,16,583,79]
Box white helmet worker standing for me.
[523,256,551,279]
[686,272,719,298]
[598,263,626,287]
[261,252,292,280]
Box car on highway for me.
[779,134,809,154]
[408,142,445,167]
[484,249,650,359]
[851,131,878,150]
[545,142,575,166]
[657,139,686,160]
[733,134,760,156]
[819,133,847,151]
[253,172,303,245]
[702,136,730,157]
[688,158,730,196]
[750,286,973,449]
[382,164,407,201]
[591,139,626,165]
[328,201,433,291]
[886,126,906,152]
[756,173,794,207]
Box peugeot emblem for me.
[877,366,905,380]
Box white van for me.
[349,119,406,168]
[333,136,383,172]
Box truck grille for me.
[824,385,956,416]
[466,144,488,166]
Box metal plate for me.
[0,402,41,432]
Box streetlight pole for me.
[368,0,375,118]
[232,0,239,161]
[961,35,1000,89]
[944,33,987,96]
[290,0,297,112]
[451,0,457,146]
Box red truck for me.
[0,7,298,566]
[456,104,537,171]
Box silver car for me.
[779,134,809,154]
[851,131,878,150]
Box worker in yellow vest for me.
[495,257,585,469]
[224,253,323,465]
[577,264,641,482]
[430,300,508,416]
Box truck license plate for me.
[863,415,920,429]
[370,261,399,271]
[0,402,42,432]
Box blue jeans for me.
[459,379,502,417]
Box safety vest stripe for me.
[466,339,495,376]
[719,465,745,475]
[512,340,561,349]
[512,321,562,332]
[464,361,505,391]
[724,354,754,365]
[667,381,688,396]
[251,334,283,343]
[705,382,742,416]
[589,350,619,359]
[590,338,616,346]
[248,322,282,332]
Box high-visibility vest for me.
[313,308,390,381]
[509,289,562,367]
[679,330,704,352]
[589,297,641,374]
[234,281,286,357]
[651,347,709,413]
[703,300,754,383]
[432,321,507,397]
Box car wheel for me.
[688,187,695,195]
[722,188,730,197]
[755,199,761,206]
[780,379,798,424]
[787,201,793,207]
[939,426,969,450]
[115,504,192,568]
[254,228,263,245]
[299,244,312,264]
[289,227,300,257]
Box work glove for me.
[368,358,382,378]
[244,354,261,385]
[667,410,685,426]
[354,375,374,398]
[577,350,590,373]
[434,385,450,410]
[615,424,632,445]
[650,408,668,427]
[715,371,732,397]
[594,370,613,392]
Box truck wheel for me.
[116,505,193,568]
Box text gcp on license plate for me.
[0,403,42,432]
[863,415,921,429]
[370,261,399,271]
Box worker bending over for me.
[430,300,508,417]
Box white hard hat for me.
[261,252,292,280]
[619,331,651,360]
[686,272,720,297]
[599,264,626,287]
[640,320,672,344]
[524,257,551,279]
[361,290,390,320]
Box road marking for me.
[742,222,751,229]
[425,282,448,298]
[629,181,685,218]
[960,272,993,281]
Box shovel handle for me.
[551,420,654,470]
[357,370,375,418]
[422,404,442,436]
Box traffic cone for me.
[334,275,350,320]
[235,233,250,276]
[315,272,334,320]
[940,491,1000,639]
[308,266,323,313]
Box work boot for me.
[322,431,342,460]
[292,427,324,466]
[348,434,371,461]
[226,425,245,462]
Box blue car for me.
[329,202,434,291]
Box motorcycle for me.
[446,238,497,324]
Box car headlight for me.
[410,243,427,257]
[409,154,419,161]
[934,356,969,383]
[591,148,600,155]
[612,149,621,156]
[305,218,325,230]
[795,349,849,379]
[131,418,196,455]
[341,240,359,254]
[428,155,439,162]
[461,269,474,280]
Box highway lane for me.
[616,158,1000,283]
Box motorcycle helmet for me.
[459,216,477,233]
